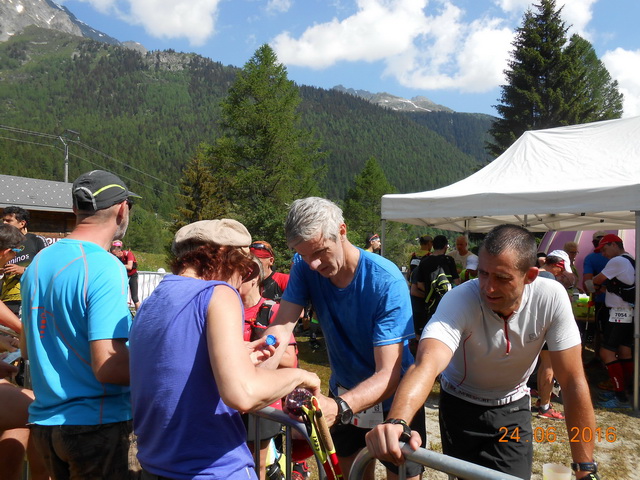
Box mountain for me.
[333,85,453,113]
[0,24,493,215]
[0,0,144,51]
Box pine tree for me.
[343,157,396,241]
[179,44,325,261]
[487,0,623,157]
[175,143,229,229]
[563,34,623,124]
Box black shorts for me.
[595,302,608,334]
[439,390,533,480]
[330,407,426,477]
[601,317,634,351]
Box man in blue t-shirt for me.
[582,231,610,366]
[21,170,140,479]
[265,197,424,480]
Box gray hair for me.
[285,197,344,247]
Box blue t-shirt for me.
[21,239,132,425]
[129,275,255,480]
[283,248,414,410]
[583,251,609,302]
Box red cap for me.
[594,234,623,252]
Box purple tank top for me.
[130,275,256,480]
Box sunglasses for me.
[126,199,134,211]
[242,265,258,283]
[250,243,273,255]
[10,247,23,253]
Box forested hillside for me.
[0,26,491,213]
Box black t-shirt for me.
[414,254,459,287]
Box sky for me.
[56,0,640,117]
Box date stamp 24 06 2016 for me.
[498,426,617,444]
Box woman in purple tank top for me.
[129,219,320,480]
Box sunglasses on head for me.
[10,247,23,253]
[250,243,273,254]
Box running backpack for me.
[606,254,636,304]
[424,265,453,313]
[262,274,284,302]
[243,300,277,342]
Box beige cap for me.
[173,219,252,248]
[592,230,608,240]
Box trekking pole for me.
[286,388,334,480]
[311,396,344,480]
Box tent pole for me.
[381,219,386,258]
[634,211,639,410]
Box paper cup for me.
[542,463,572,480]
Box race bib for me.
[609,307,633,324]
[337,386,384,429]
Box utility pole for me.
[58,129,80,182]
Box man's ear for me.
[116,201,128,221]
[524,267,539,284]
[339,223,347,241]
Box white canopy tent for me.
[381,116,640,408]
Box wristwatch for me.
[334,396,353,425]
[571,462,598,473]
[382,418,412,443]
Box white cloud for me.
[273,0,514,93]
[266,0,292,14]
[493,0,530,15]
[602,48,640,118]
[559,0,598,38]
[272,0,430,68]
[495,0,599,39]
[72,0,223,45]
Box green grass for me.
[135,251,169,272]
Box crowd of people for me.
[0,168,635,480]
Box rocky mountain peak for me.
[333,85,453,113]
[0,0,125,47]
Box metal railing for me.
[251,408,523,480]
[349,442,523,480]
[251,406,328,479]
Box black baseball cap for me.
[72,170,141,212]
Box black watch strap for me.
[382,418,412,443]
[571,462,598,473]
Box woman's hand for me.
[245,337,277,365]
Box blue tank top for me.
[129,275,256,480]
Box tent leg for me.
[634,212,639,410]
[381,219,386,257]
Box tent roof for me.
[382,116,640,233]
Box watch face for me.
[342,409,353,424]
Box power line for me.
[0,135,57,149]
[0,124,180,194]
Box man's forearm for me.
[259,300,301,369]
[386,362,438,423]
[562,380,596,474]
[340,368,401,414]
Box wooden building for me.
[0,174,75,240]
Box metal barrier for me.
[252,406,329,479]
[129,271,166,308]
[349,443,524,480]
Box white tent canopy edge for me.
[381,116,640,409]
